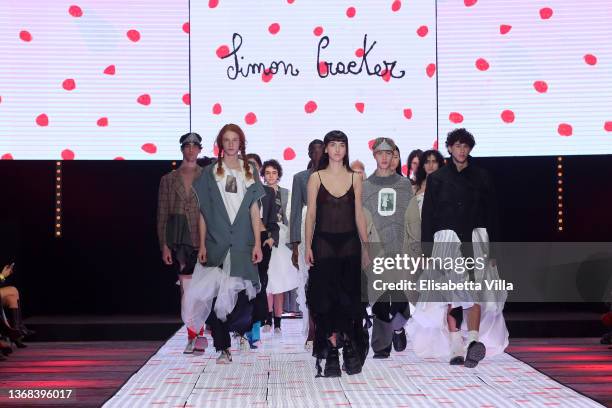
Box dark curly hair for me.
[261,159,283,181]
[446,128,475,149]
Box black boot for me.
[6,310,26,348]
[342,338,362,375]
[392,328,407,352]
[16,302,35,337]
[324,347,341,377]
[0,320,22,343]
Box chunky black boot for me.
[392,328,407,352]
[324,347,341,377]
[342,339,362,375]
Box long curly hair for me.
[215,123,253,180]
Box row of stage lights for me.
[55,161,62,238]
[53,159,566,237]
[557,156,563,232]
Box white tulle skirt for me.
[266,223,299,294]
[406,228,509,359]
[181,253,257,332]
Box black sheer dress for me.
[306,172,369,365]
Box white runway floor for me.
[103,319,604,408]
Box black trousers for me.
[207,290,253,351]
[252,232,273,323]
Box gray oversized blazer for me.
[193,162,265,288]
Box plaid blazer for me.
[157,166,203,250]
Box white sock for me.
[449,331,464,357]
[467,330,479,344]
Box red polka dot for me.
[346,7,356,18]
[449,112,464,124]
[313,26,324,36]
[584,54,597,66]
[500,24,512,35]
[62,78,76,91]
[533,81,548,93]
[368,139,376,150]
[104,65,116,75]
[381,69,391,82]
[61,149,75,160]
[355,102,365,113]
[1,154,14,160]
[604,121,612,132]
[283,148,296,160]
[318,61,329,76]
[539,7,553,20]
[401,164,408,176]
[501,110,515,123]
[0,96,2,104]
[114,156,125,160]
[216,45,230,59]
[141,143,157,154]
[182,93,190,105]
[355,48,364,58]
[182,22,190,34]
[557,123,572,137]
[416,26,428,37]
[209,0,219,8]
[245,112,257,125]
[433,140,439,150]
[213,144,220,156]
[212,103,222,115]
[268,23,280,35]
[68,5,83,17]
[391,1,402,12]
[36,114,49,127]
[137,94,151,106]
[403,109,413,119]
[127,29,141,42]
[262,69,273,83]
[287,0,295,3]
[97,117,108,127]
[426,63,436,78]
[464,0,477,7]
[304,101,318,114]
[475,58,489,71]
[19,31,32,42]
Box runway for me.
[102,319,605,407]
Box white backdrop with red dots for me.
[0,0,610,173]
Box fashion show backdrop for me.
[1,0,611,168]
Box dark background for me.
[0,155,610,317]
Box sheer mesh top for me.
[314,172,357,235]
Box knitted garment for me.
[362,172,413,256]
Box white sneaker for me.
[274,327,282,334]
[194,336,208,352]
[183,337,196,354]
[262,324,272,333]
[216,350,232,364]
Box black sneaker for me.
[342,342,362,375]
[449,355,465,365]
[324,348,341,377]
[464,341,486,368]
[392,328,407,352]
